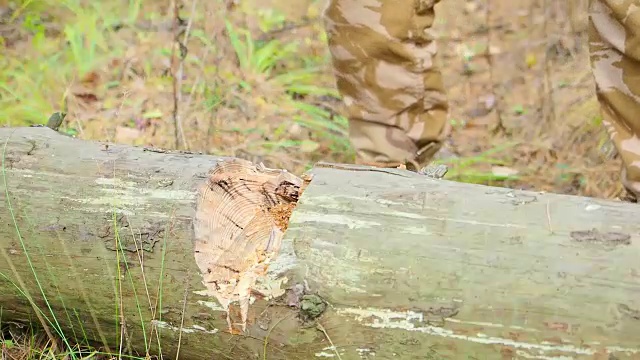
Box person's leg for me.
[587,0,640,200]
[322,0,450,170]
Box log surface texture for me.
[1,127,640,360]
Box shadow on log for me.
[1,127,640,359]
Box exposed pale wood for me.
[1,127,640,360]
[0,127,304,359]
[193,157,302,333]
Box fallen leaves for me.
[491,165,519,178]
[299,139,319,153]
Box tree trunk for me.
[1,127,640,359]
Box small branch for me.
[170,0,191,150]
[180,0,203,140]
[256,18,319,42]
[262,313,292,360]
[316,322,343,360]
[542,1,557,127]
[485,0,507,135]
[546,200,554,234]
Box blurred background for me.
[0,0,620,199]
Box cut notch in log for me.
[193,158,304,333]
[2,127,640,359]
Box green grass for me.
[1,1,117,126]
[0,0,514,182]
[434,141,520,184]
[2,132,80,357]
[1,128,167,359]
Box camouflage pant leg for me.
[588,0,640,199]
[322,0,450,170]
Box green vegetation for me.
[0,0,526,181]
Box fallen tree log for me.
[1,127,640,359]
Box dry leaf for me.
[300,139,320,153]
[491,166,519,177]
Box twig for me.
[178,0,198,149]
[316,322,342,360]
[169,0,179,149]
[262,313,293,360]
[170,0,191,150]
[175,275,190,360]
[542,0,557,126]
[256,18,319,42]
[546,200,554,234]
[485,0,507,135]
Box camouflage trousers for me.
[322,0,640,199]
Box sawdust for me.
[269,203,297,232]
[268,172,313,232]
[298,173,313,197]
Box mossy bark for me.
[0,127,293,359]
[1,127,640,359]
[286,164,640,359]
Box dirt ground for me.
[434,0,620,199]
[0,0,622,201]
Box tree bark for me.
[1,127,640,359]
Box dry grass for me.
[435,0,621,198]
[0,0,627,357]
[0,0,621,196]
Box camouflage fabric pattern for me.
[587,0,640,199]
[322,0,449,170]
[323,0,640,199]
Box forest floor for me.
[0,0,622,200]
